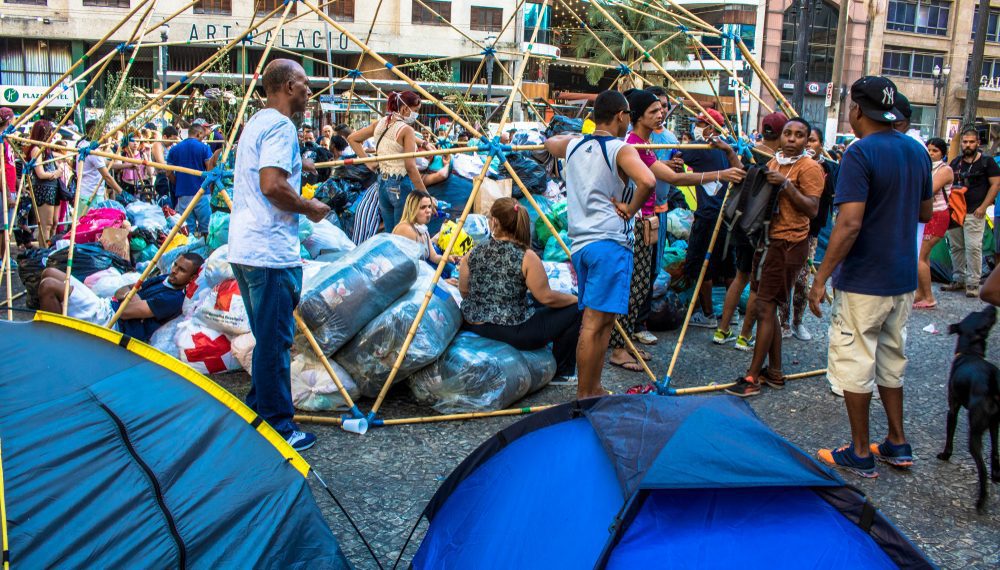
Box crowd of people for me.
[1,61,994,465]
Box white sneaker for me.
[781,326,793,339]
[689,311,718,329]
[792,323,812,341]
[632,330,658,345]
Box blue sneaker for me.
[870,440,913,468]
[817,444,878,478]
[285,430,317,452]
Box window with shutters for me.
[83,0,129,6]
[470,6,502,32]
[194,0,231,15]
[257,0,296,16]
[327,0,355,22]
[413,0,451,25]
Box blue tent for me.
[0,313,351,568]
[414,395,936,569]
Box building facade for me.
[757,0,1000,142]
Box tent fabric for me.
[416,395,936,570]
[0,314,350,569]
[605,488,897,569]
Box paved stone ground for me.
[7,273,999,568]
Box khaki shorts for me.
[827,289,914,394]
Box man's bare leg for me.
[38,268,70,313]
[844,390,874,456]
[577,308,616,399]
[719,271,748,333]
[740,291,758,339]
[877,385,907,446]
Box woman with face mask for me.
[348,91,427,232]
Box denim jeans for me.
[377,173,414,233]
[232,263,302,436]
[175,193,212,236]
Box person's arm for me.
[347,121,378,167]
[118,297,155,320]
[400,127,427,191]
[31,150,59,181]
[709,136,742,168]
[207,147,221,171]
[421,154,451,187]
[458,254,471,297]
[99,166,124,195]
[933,165,953,195]
[260,167,329,222]
[765,168,820,218]
[981,266,1000,305]
[543,135,574,159]
[523,250,577,307]
[151,142,165,165]
[650,160,744,186]
[614,146,656,218]
[977,174,1000,219]
[807,201,865,317]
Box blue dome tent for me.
[0,313,351,569]
[414,395,935,569]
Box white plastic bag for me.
[176,319,241,374]
[201,244,234,288]
[149,316,182,359]
[290,351,361,412]
[194,278,250,335]
[301,218,355,259]
[665,208,693,240]
[231,333,255,373]
[126,201,168,232]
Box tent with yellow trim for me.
[0,313,350,568]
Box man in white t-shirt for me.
[228,59,330,452]
[77,120,123,205]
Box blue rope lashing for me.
[478,136,511,162]
[616,63,633,76]
[481,46,497,58]
[241,32,254,44]
[0,126,14,141]
[347,69,363,79]
[676,24,689,34]
[201,163,232,195]
[76,141,100,162]
[22,158,37,172]
[115,42,134,53]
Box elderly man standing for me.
[809,77,932,478]
[229,59,330,451]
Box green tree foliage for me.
[571,1,689,86]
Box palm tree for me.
[571,1,690,87]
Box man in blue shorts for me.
[545,91,656,398]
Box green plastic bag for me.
[535,201,567,246]
[129,236,148,252]
[207,211,230,251]
[542,231,572,262]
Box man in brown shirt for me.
[727,117,824,397]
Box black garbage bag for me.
[318,178,356,214]
[545,115,583,138]
[17,247,53,309]
[647,290,686,332]
[333,163,377,188]
[501,153,548,198]
[46,243,132,280]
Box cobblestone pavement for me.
[212,288,1000,569]
[7,275,999,568]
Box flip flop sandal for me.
[912,300,937,309]
[610,359,645,372]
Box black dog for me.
[939,307,1000,512]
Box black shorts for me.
[731,231,756,275]
[684,214,735,283]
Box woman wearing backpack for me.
[347,91,427,232]
[913,138,953,309]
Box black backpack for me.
[723,164,780,245]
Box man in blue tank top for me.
[545,91,656,399]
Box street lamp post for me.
[932,64,951,138]
[158,23,170,94]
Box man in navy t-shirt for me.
[167,121,214,235]
[38,253,204,343]
[808,76,932,479]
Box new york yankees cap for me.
[850,76,903,123]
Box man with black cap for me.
[808,76,933,479]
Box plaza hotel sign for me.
[187,22,350,50]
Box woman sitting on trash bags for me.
[347,90,428,232]
[459,197,581,382]
[393,189,460,284]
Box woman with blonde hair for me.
[348,91,426,231]
[459,197,581,379]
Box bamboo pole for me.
[60,148,90,316]
[6,136,204,177]
[94,0,161,125]
[25,179,44,247]
[297,404,555,427]
[1,151,11,320]
[588,0,727,134]
[0,291,25,308]
[646,0,724,36]
[364,0,550,418]
[670,368,826,395]
[8,0,156,129]
[293,311,362,415]
[1,438,9,570]
[107,0,298,328]
[99,2,289,141]
[343,0,387,116]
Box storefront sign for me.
[981,75,1000,91]
[187,24,349,51]
[0,84,76,108]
